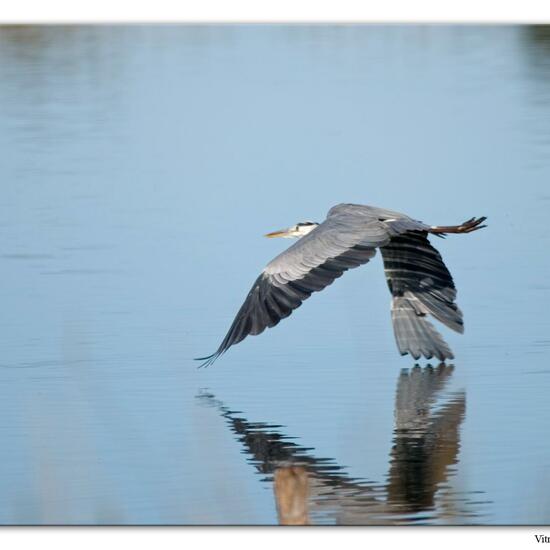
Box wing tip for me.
[401,349,455,362]
[194,351,222,369]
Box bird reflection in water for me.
[198,364,486,525]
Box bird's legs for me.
[429,216,487,235]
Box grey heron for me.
[197,204,486,367]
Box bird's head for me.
[264,221,319,239]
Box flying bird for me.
[197,204,486,367]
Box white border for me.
[1,0,550,23]
[0,526,542,550]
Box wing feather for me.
[197,208,390,366]
[380,231,462,361]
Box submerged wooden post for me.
[274,466,309,525]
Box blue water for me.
[1,25,549,525]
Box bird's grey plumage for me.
[197,204,485,367]
[380,231,463,361]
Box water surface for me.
[1,25,550,525]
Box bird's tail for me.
[391,294,455,362]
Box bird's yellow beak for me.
[264,228,290,238]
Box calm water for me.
[1,25,550,525]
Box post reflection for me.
[199,365,486,525]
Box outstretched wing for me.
[380,231,463,361]
[197,205,401,367]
